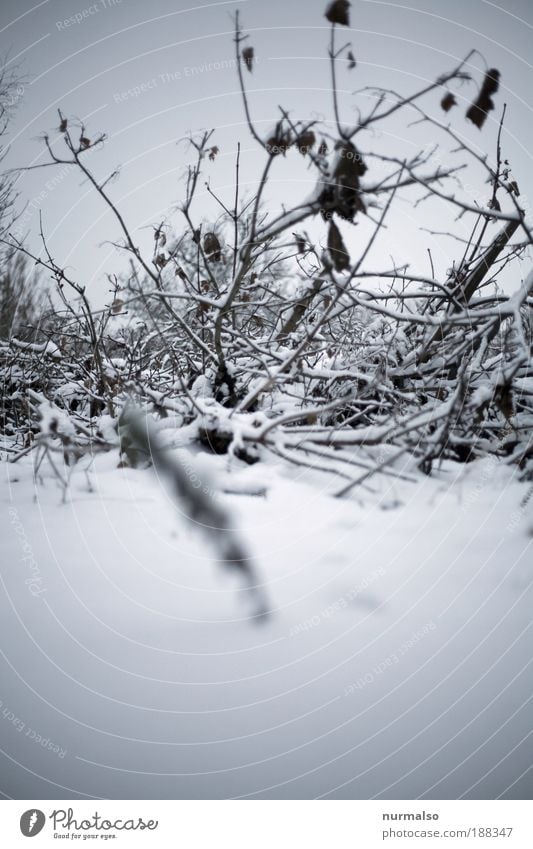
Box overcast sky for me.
[2,0,532,303]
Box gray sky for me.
[2,0,532,303]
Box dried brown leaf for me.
[327,220,350,272]
[440,92,457,112]
[294,233,306,253]
[265,121,292,156]
[297,130,316,155]
[204,232,222,261]
[466,68,500,129]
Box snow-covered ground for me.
[1,447,532,799]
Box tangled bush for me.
[1,3,532,492]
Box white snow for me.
[1,449,532,799]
